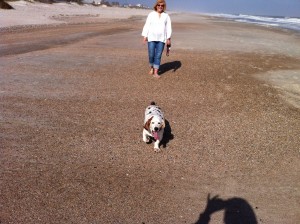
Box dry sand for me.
[0,1,150,27]
[1,2,300,224]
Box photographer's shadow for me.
[195,194,258,224]
[159,61,181,75]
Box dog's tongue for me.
[153,132,159,140]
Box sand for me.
[1,1,300,224]
[0,1,150,28]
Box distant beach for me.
[1,1,300,224]
[0,1,151,29]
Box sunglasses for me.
[157,4,164,7]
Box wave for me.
[207,13,300,32]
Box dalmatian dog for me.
[143,102,165,152]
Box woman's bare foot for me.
[153,69,160,78]
[149,68,154,75]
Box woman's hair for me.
[153,0,167,11]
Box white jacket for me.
[142,11,172,43]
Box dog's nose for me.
[154,127,158,131]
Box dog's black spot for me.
[0,1,14,9]
[160,119,174,148]
[146,138,153,144]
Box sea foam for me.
[209,13,300,32]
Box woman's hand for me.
[143,37,147,44]
[166,38,171,46]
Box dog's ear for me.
[144,116,153,131]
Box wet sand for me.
[1,4,300,224]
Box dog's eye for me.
[158,122,161,125]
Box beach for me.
[1,1,300,223]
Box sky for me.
[119,0,300,17]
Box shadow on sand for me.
[159,61,181,75]
[195,194,258,224]
[160,119,174,148]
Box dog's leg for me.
[143,129,150,143]
[154,140,161,152]
[154,130,164,152]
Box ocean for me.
[208,13,300,33]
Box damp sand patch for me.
[255,70,300,109]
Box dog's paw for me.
[143,138,152,144]
[143,136,149,143]
[154,147,161,153]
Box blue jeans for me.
[147,41,165,69]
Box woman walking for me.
[142,0,172,78]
